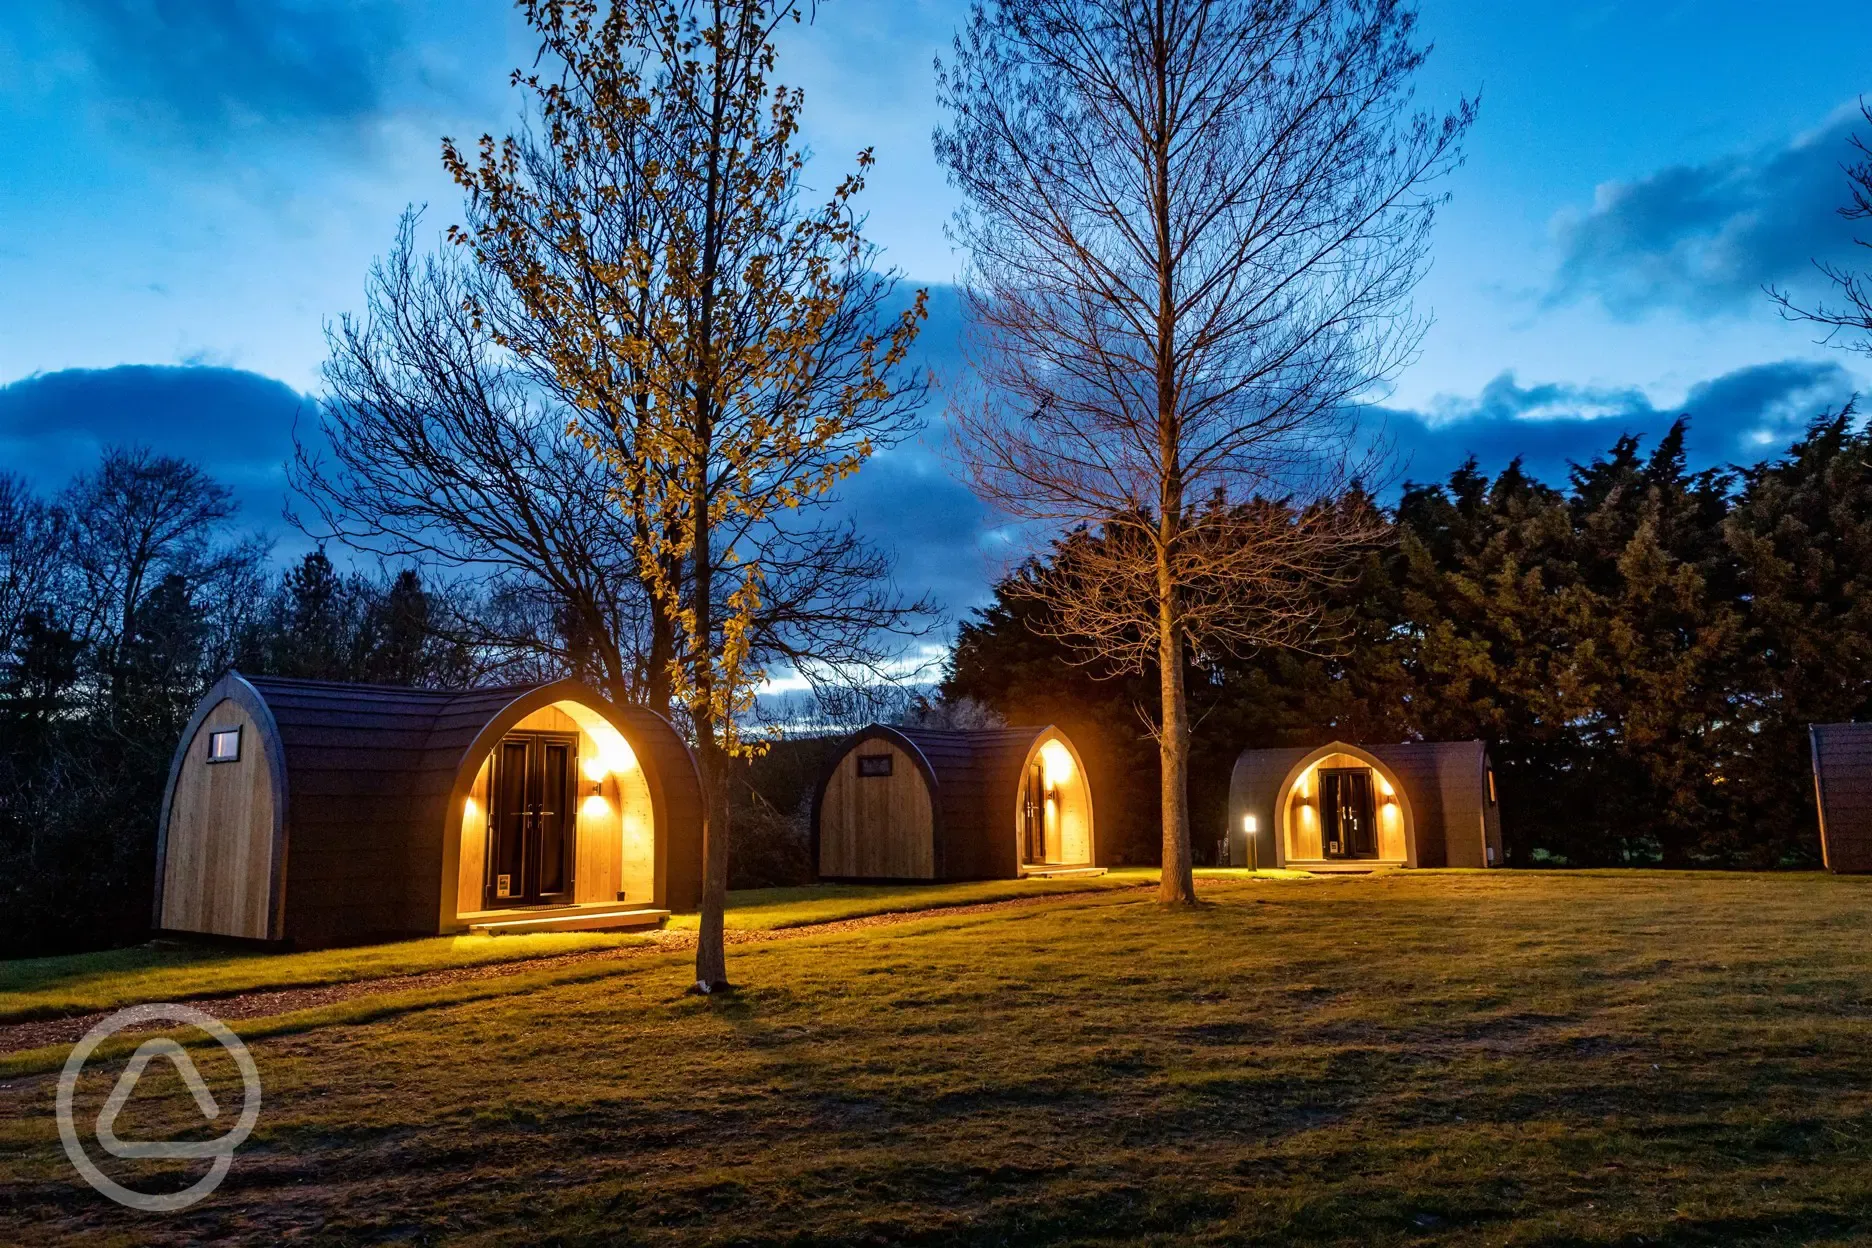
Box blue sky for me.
[1,1,1868,628]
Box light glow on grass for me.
[6,870,1871,1243]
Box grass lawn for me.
[7,870,1872,1244]
[0,871,1158,1027]
[661,867,1156,931]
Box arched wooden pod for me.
[155,673,703,946]
[1227,739,1503,872]
[811,723,1098,882]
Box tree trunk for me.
[691,60,729,991]
[643,587,676,717]
[1156,548,1197,905]
[1147,14,1194,906]
[692,727,732,990]
[690,474,730,990]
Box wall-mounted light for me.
[580,734,640,783]
[1038,739,1074,785]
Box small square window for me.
[857,754,893,778]
[208,727,241,763]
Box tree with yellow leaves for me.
[445,0,928,990]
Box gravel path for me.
[0,886,1147,1056]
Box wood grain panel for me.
[819,740,935,878]
[161,699,275,939]
[616,757,656,903]
[456,759,490,916]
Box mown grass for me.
[662,866,1157,930]
[0,872,1160,1026]
[6,870,1872,1246]
[0,931,655,1026]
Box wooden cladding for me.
[161,698,275,939]
[1812,724,1872,872]
[814,724,1098,882]
[819,739,935,879]
[157,673,703,947]
[1230,739,1500,872]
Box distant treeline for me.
[0,446,826,957]
[943,408,1872,870]
[7,407,1871,955]
[0,448,490,957]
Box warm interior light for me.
[602,738,638,775]
[577,737,638,784]
[1038,739,1074,785]
[580,794,611,818]
[1377,774,1394,797]
[464,796,479,821]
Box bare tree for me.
[0,475,65,661]
[443,0,932,990]
[935,0,1472,903]
[295,219,666,706]
[60,446,269,710]
[1771,99,1872,357]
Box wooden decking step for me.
[1019,866,1107,879]
[467,906,670,935]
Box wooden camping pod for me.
[810,723,1097,881]
[1810,723,1872,872]
[154,673,703,946]
[1227,739,1503,871]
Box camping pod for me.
[1227,740,1503,871]
[812,724,1099,881]
[154,673,703,946]
[1810,723,1872,871]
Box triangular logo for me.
[95,1038,223,1160]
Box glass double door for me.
[1319,767,1377,859]
[487,731,576,907]
[1021,760,1047,863]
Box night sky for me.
[1,2,1867,640]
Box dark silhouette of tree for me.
[1771,100,1872,356]
[934,0,1471,902]
[442,0,931,991]
[0,475,65,662]
[950,411,1872,870]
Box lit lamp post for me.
[1243,812,1258,873]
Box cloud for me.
[1549,107,1868,317]
[0,353,1001,625]
[0,365,309,534]
[56,1,406,144]
[1386,359,1862,489]
[3,348,1850,639]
